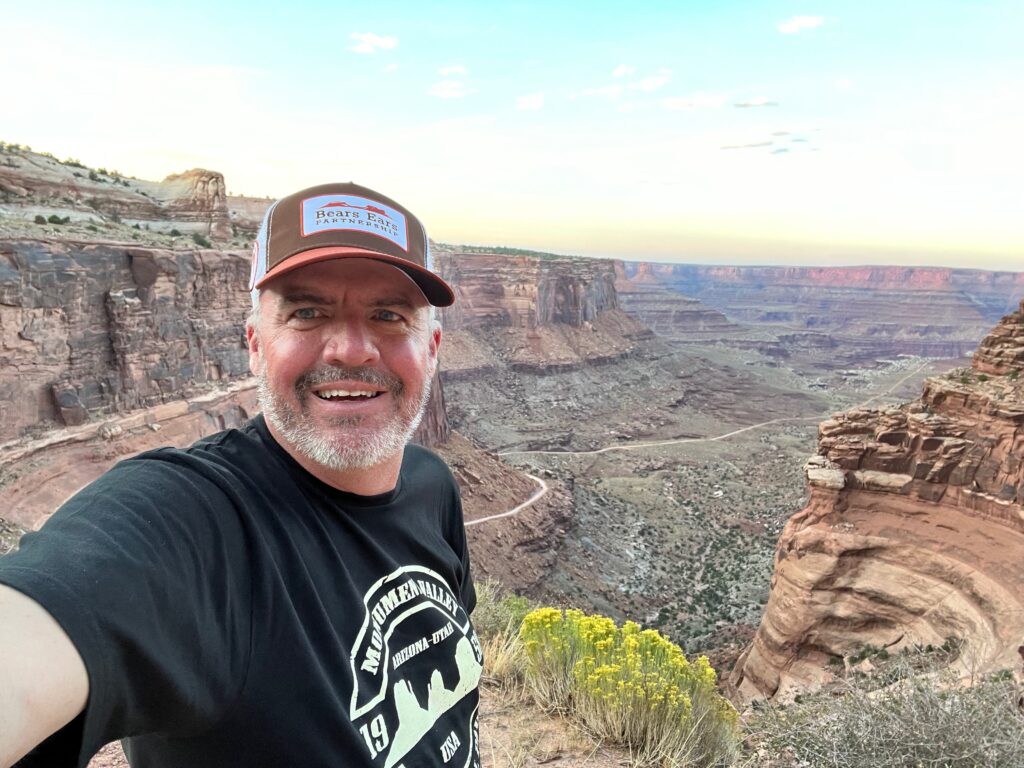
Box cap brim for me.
[253,246,454,307]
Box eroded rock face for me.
[0,149,263,241]
[150,170,232,241]
[617,262,1024,362]
[437,250,621,330]
[973,299,1024,375]
[0,239,253,439]
[613,261,743,340]
[434,250,650,376]
[730,300,1024,701]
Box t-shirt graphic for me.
[349,565,483,767]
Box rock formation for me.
[435,250,650,375]
[0,148,261,241]
[730,300,1024,701]
[613,261,744,341]
[0,239,253,439]
[617,262,1024,362]
[147,170,232,241]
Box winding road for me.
[465,360,933,526]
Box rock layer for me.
[435,251,649,376]
[618,262,1024,362]
[0,148,263,241]
[730,300,1024,701]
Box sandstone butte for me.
[730,299,1024,702]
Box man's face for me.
[247,258,440,471]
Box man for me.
[0,183,481,768]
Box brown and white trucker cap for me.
[248,182,454,307]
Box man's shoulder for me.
[129,416,272,471]
[402,443,456,482]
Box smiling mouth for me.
[314,389,384,401]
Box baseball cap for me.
[248,182,454,307]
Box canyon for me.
[730,301,1024,701]
[617,261,1024,363]
[2,146,1022,707]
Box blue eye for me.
[376,309,402,322]
[293,307,320,320]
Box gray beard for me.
[257,362,432,471]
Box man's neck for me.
[264,420,404,496]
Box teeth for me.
[317,389,378,399]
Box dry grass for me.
[743,657,1024,767]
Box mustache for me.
[295,365,404,395]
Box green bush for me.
[521,607,739,766]
[472,580,534,692]
[46,214,69,225]
[747,657,1024,767]
[191,232,212,248]
[169,228,182,237]
[34,215,46,224]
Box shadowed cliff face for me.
[730,300,1024,702]
[0,239,253,438]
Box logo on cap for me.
[301,194,409,251]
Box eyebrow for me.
[277,291,333,308]
[275,292,419,310]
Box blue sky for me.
[4,0,1023,269]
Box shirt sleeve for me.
[0,453,254,767]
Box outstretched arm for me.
[0,584,89,768]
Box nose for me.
[320,317,380,368]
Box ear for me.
[246,321,261,377]
[428,324,441,372]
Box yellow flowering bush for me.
[521,608,739,766]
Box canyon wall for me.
[0,239,252,439]
[435,250,650,375]
[730,300,1024,701]
[617,262,1024,361]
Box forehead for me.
[261,258,429,307]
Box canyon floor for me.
[444,330,961,666]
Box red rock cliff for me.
[730,300,1024,701]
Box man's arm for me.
[0,583,89,768]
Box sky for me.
[4,0,1023,270]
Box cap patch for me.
[300,194,409,251]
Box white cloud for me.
[428,80,475,99]
[517,92,545,111]
[777,15,824,34]
[382,63,399,74]
[612,64,636,78]
[349,32,398,53]
[630,71,671,92]
[834,78,854,90]
[734,97,778,108]
[660,92,728,110]
[439,64,467,76]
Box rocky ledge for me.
[730,300,1024,701]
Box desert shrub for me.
[521,607,739,766]
[472,580,534,692]
[46,214,69,225]
[169,228,182,237]
[34,215,46,224]
[747,657,1024,767]
[191,233,212,248]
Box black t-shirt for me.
[0,416,481,768]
